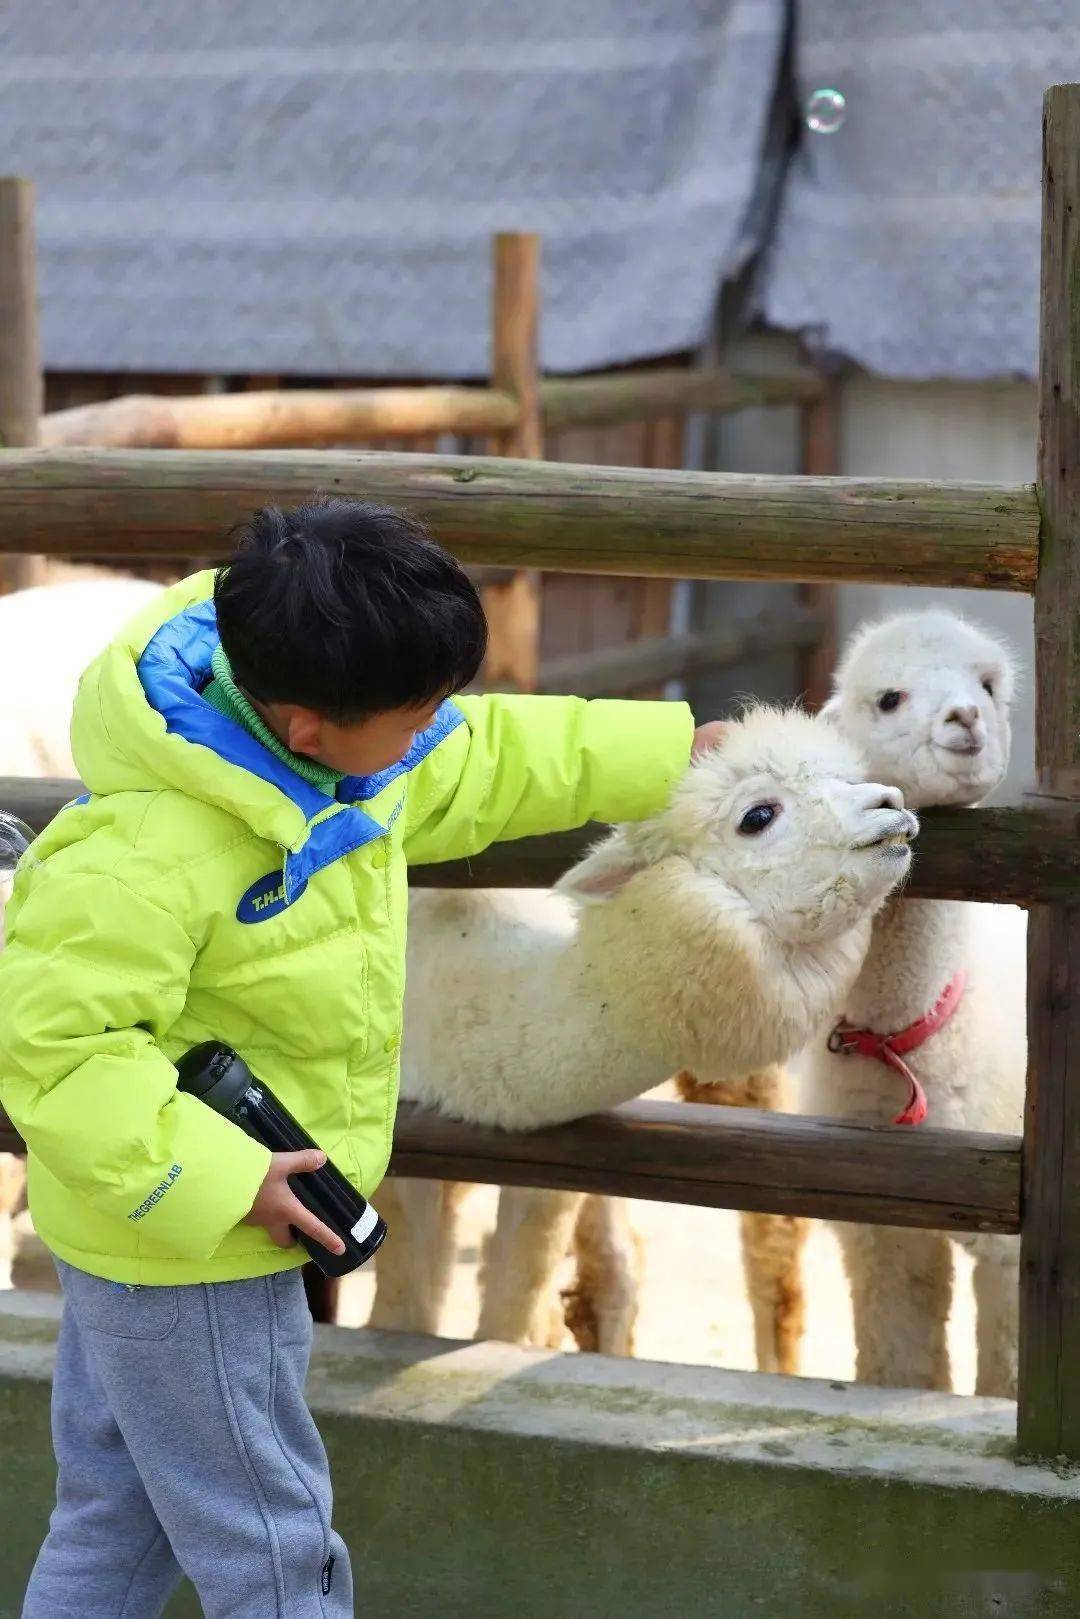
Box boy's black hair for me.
[214,498,488,722]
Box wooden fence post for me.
[0,177,43,591]
[492,231,542,460]
[482,232,544,692]
[797,370,841,711]
[1018,82,1080,1458]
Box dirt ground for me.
[333,1186,981,1391]
[4,1173,981,1393]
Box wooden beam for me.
[0,1098,1021,1235]
[1,778,1076,904]
[388,1100,1021,1234]
[797,368,841,710]
[0,776,80,829]
[492,233,542,459]
[1019,82,1080,1460]
[482,233,543,689]
[36,368,826,452]
[406,804,1080,903]
[480,567,541,691]
[0,449,1040,589]
[39,386,521,450]
[535,609,824,697]
[541,366,822,430]
[0,180,40,452]
[0,178,43,590]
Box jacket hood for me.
[72,571,462,899]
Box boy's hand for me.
[692,720,728,760]
[243,1150,346,1256]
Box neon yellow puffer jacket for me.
[0,572,693,1285]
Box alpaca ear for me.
[556,833,644,902]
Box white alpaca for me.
[0,575,161,782]
[370,706,918,1346]
[0,574,161,1287]
[799,609,1025,1396]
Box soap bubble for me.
[805,87,846,134]
[0,811,33,874]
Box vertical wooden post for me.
[0,177,43,590]
[797,370,841,711]
[492,232,542,459]
[483,232,543,691]
[1018,82,1080,1457]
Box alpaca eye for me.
[738,803,778,835]
[877,690,904,713]
[982,678,994,696]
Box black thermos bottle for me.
[175,1042,387,1277]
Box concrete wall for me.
[2,1294,1079,1619]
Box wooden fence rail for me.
[0,1100,1022,1235]
[532,607,824,697]
[387,1102,1022,1234]
[1,777,1079,905]
[37,367,824,451]
[0,448,1040,589]
[2,84,1080,1464]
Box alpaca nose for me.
[874,785,904,813]
[847,781,905,818]
[946,703,979,732]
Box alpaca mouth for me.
[854,811,919,852]
[936,739,984,760]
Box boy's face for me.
[262,699,442,778]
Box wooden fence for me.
[0,84,1078,1461]
[1,201,832,704]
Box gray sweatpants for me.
[23,1259,353,1618]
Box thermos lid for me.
[175,1042,255,1116]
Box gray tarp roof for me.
[763,1,1078,380]
[0,2,1074,380]
[0,0,783,377]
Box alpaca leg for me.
[562,1196,643,1357]
[478,1187,584,1348]
[368,1177,467,1336]
[739,1211,810,1376]
[677,1068,808,1376]
[969,1236,1019,1398]
[838,1222,953,1390]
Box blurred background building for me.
[1,0,1069,799]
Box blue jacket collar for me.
[136,599,463,896]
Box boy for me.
[0,498,711,1618]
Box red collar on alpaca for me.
[826,971,968,1127]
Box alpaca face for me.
[561,708,917,947]
[824,610,1014,809]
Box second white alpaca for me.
[0,573,161,1287]
[799,609,1025,1396]
[371,706,918,1345]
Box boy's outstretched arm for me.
[0,867,271,1263]
[404,693,708,866]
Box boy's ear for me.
[556,831,644,903]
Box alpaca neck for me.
[528,918,685,1119]
[840,898,971,1032]
[562,863,873,1108]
